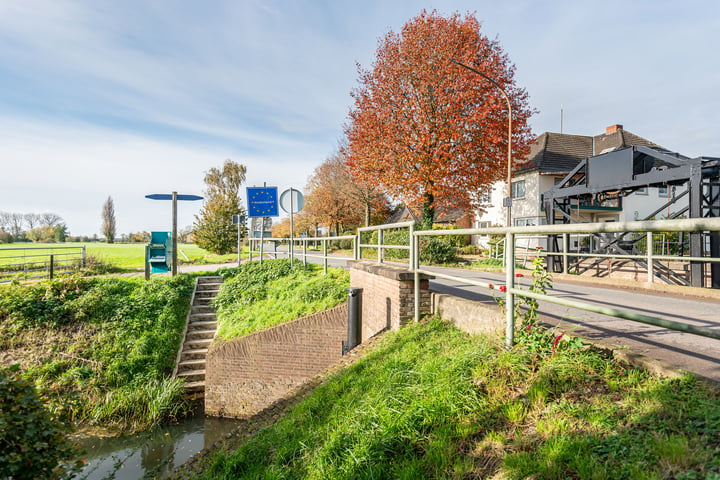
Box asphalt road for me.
[189,246,720,383]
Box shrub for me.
[0,365,81,480]
[420,237,458,264]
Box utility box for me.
[147,231,172,273]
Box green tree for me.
[101,196,116,243]
[193,159,247,254]
[0,365,81,479]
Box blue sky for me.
[1,0,718,236]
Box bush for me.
[0,365,81,480]
[420,237,458,264]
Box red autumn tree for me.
[304,152,391,234]
[344,10,534,227]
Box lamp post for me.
[450,59,513,228]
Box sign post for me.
[279,188,305,266]
[232,214,246,265]
[145,192,203,276]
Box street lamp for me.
[450,59,514,227]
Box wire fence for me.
[0,245,86,283]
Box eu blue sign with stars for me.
[247,186,279,218]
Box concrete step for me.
[188,320,217,330]
[184,338,213,349]
[186,329,216,340]
[177,369,205,383]
[189,312,216,321]
[184,380,205,393]
[194,298,213,306]
[180,348,209,360]
[191,305,215,314]
[177,358,205,372]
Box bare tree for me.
[40,212,63,227]
[9,213,24,239]
[0,212,10,232]
[24,213,41,230]
[102,196,116,243]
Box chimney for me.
[605,124,623,134]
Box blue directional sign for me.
[247,186,279,218]
[145,193,203,201]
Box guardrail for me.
[412,217,720,347]
[248,235,357,273]
[0,245,86,283]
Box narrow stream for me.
[71,411,242,479]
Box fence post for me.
[323,239,328,274]
[413,229,420,323]
[249,238,253,262]
[49,254,54,280]
[505,232,515,348]
[144,245,150,280]
[355,231,360,260]
[303,238,307,266]
[81,245,86,269]
[378,229,384,264]
[562,233,569,275]
[647,232,654,283]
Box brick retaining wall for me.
[205,303,347,418]
[347,260,433,339]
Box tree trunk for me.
[421,191,435,229]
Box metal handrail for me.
[413,217,720,348]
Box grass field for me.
[0,242,242,271]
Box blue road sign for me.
[247,186,279,218]
[145,194,203,201]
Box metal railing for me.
[248,235,357,273]
[357,221,415,264]
[0,245,86,283]
[412,217,720,347]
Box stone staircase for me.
[173,276,223,396]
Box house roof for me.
[384,206,468,224]
[519,125,668,175]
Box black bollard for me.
[343,287,363,354]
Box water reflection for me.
[73,414,241,479]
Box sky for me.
[1,0,718,237]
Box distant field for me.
[0,242,240,270]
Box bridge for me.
[249,216,720,384]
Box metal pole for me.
[144,245,150,280]
[562,233,569,275]
[378,229,384,264]
[450,59,513,228]
[323,239,328,274]
[647,232,654,283]
[259,218,265,264]
[412,226,420,323]
[289,188,294,267]
[171,191,178,276]
[81,245,86,269]
[505,231,515,348]
[303,237,307,266]
[237,217,241,266]
[49,254,54,279]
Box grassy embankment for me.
[211,259,350,341]
[193,318,720,479]
[0,259,351,436]
[0,274,196,432]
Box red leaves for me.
[344,10,534,217]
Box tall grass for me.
[213,260,349,340]
[0,274,196,432]
[195,319,720,479]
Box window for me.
[635,187,648,195]
[478,190,491,203]
[515,217,538,227]
[658,186,668,197]
[511,180,525,199]
[477,221,491,229]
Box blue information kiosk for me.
[146,231,173,275]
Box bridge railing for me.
[412,217,720,348]
[248,235,357,273]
